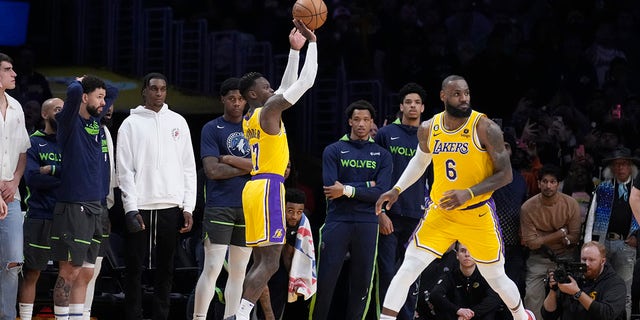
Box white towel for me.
[287,214,317,302]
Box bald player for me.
[18,98,64,320]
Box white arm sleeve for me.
[394,145,432,193]
[274,49,300,95]
[282,42,317,104]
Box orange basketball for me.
[292,0,328,30]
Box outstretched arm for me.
[260,20,317,135]
[274,27,305,95]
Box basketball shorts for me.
[202,207,246,246]
[242,173,285,247]
[23,217,53,270]
[98,204,111,257]
[51,201,103,266]
[412,199,503,263]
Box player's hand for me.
[0,198,7,219]
[626,235,638,248]
[376,188,399,215]
[0,180,18,203]
[288,26,307,50]
[456,308,474,319]
[323,181,344,200]
[180,211,193,233]
[40,165,52,175]
[439,189,471,210]
[293,19,316,42]
[378,211,394,235]
[125,211,145,233]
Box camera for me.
[553,258,586,283]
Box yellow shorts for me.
[242,174,286,246]
[412,199,503,263]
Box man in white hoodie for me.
[116,72,197,320]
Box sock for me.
[193,314,206,320]
[54,305,69,320]
[380,315,396,320]
[84,256,103,320]
[235,299,254,320]
[69,303,84,320]
[19,303,34,320]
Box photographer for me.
[542,241,626,320]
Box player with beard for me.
[376,75,535,320]
[80,103,117,320]
[52,75,118,320]
[19,98,63,320]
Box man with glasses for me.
[520,164,582,320]
[584,147,639,319]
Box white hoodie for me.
[117,104,196,213]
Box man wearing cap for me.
[584,146,639,319]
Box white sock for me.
[19,303,34,320]
[380,315,396,320]
[84,256,103,320]
[69,303,84,320]
[54,305,69,320]
[235,299,254,320]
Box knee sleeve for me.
[477,262,522,308]
[384,248,436,312]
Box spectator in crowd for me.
[629,169,640,316]
[117,72,196,320]
[51,75,117,320]
[312,100,392,320]
[375,82,427,319]
[429,242,502,320]
[521,164,582,320]
[585,147,639,319]
[193,77,252,320]
[18,97,63,320]
[542,241,626,320]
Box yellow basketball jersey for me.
[243,107,289,176]
[428,110,493,206]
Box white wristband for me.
[343,185,355,198]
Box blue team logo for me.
[227,132,250,157]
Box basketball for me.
[292,0,328,30]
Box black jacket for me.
[429,266,501,320]
[541,262,626,320]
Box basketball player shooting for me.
[233,19,317,320]
[375,75,536,320]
